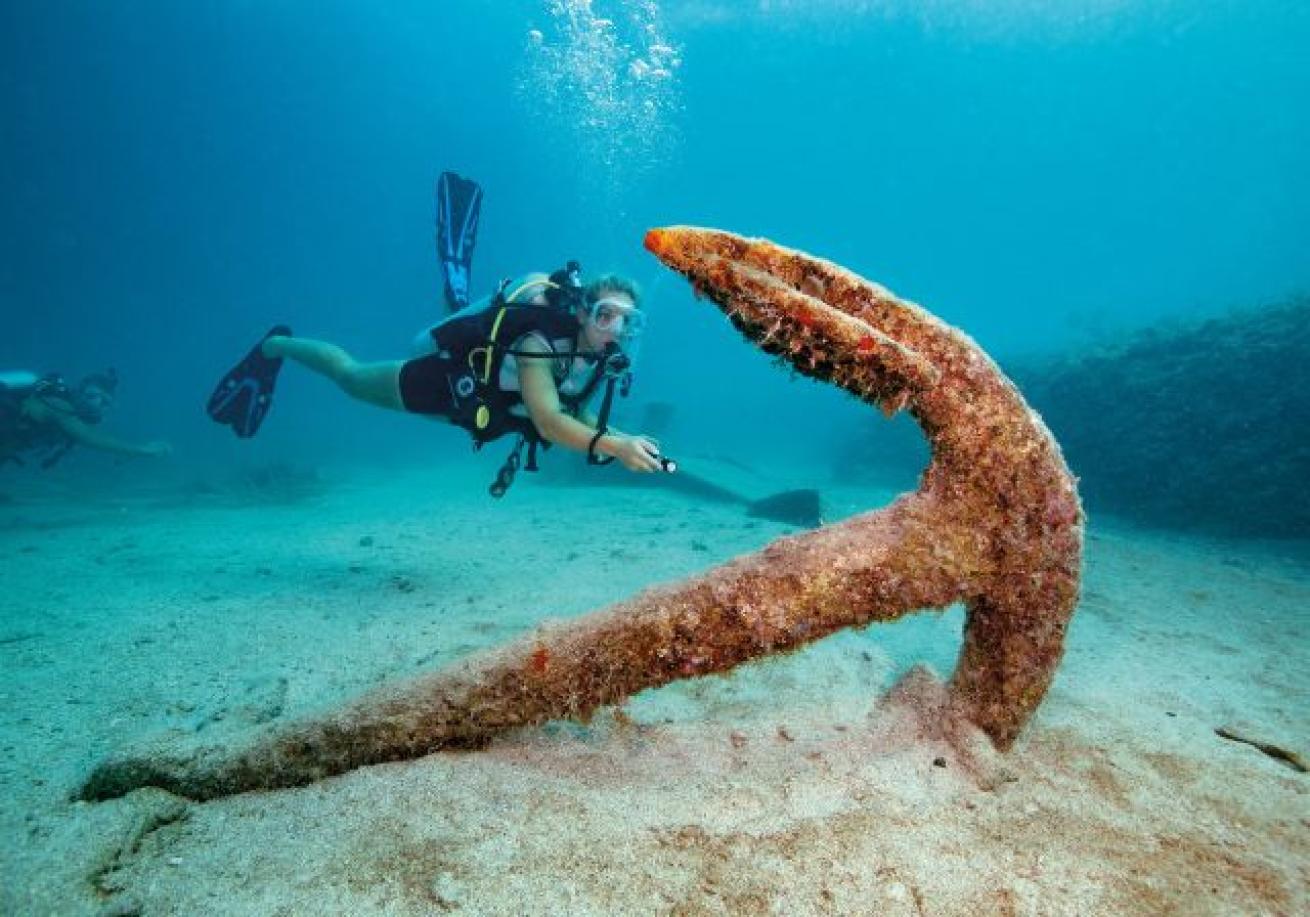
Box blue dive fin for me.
[436,171,483,312]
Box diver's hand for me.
[139,441,173,458]
[609,433,662,473]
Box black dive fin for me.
[206,325,291,438]
[436,171,483,312]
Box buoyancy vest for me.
[419,274,611,447]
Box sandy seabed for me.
[1,456,1306,916]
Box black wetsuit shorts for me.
[398,353,461,417]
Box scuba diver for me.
[0,369,172,468]
[206,172,668,494]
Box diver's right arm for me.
[26,399,172,458]
[515,340,661,472]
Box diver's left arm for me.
[31,400,172,458]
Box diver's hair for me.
[584,274,641,309]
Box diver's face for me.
[80,385,112,419]
[580,291,641,352]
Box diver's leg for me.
[262,336,405,410]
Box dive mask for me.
[76,369,118,423]
[589,297,646,339]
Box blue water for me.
[3,6,1309,912]
[4,0,1306,479]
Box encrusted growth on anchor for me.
[645,226,1083,744]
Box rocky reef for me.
[1014,298,1310,537]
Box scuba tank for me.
[0,370,40,392]
[1,371,70,468]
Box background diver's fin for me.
[436,171,483,313]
